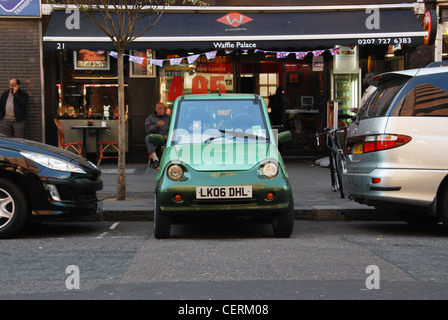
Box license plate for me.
[96,201,104,213]
[353,143,363,154]
[196,186,252,199]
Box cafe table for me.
[71,125,109,163]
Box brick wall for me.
[0,19,42,142]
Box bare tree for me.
[66,0,205,200]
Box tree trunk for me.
[117,48,126,200]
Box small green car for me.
[148,94,294,238]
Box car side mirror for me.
[277,131,292,144]
[147,134,166,145]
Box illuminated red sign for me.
[217,13,253,27]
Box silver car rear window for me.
[357,76,409,120]
[391,72,448,117]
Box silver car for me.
[344,66,448,227]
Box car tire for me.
[400,210,440,227]
[154,196,171,239]
[0,178,29,239]
[272,195,294,238]
[438,185,448,230]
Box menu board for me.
[74,50,110,70]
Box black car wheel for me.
[438,184,448,230]
[0,178,29,239]
[272,195,294,238]
[154,196,171,239]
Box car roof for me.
[179,93,262,100]
[370,66,448,87]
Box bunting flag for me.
[129,55,145,64]
[187,54,200,64]
[276,52,290,59]
[205,50,217,60]
[149,59,164,67]
[330,48,341,56]
[295,52,307,60]
[224,49,234,54]
[107,46,342,68]
[169,57,183,66]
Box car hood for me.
[164,142,280,171]
[0,137,98,172]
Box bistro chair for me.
[97,140,119,165]
[54,118,83,156]
[97,118,128,165]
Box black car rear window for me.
[390,72,448,117]
[357,76,409,120]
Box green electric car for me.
[148,94,293,238]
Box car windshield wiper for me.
[204,130,226,144]
[204,130,269,143]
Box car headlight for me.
[20,151,86,174]
[167,164,184,181]
[261,161,278,178]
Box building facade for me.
[0,0,438,162]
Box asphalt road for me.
[1,220,448,304]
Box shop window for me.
[55,50,121,119]
[159,54,234,109]
[258,73,279,105]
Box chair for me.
[97,118,127,165]
[97,140,119,165]
[54,118,83,156]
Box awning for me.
[43,8,427,51]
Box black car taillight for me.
[346,134,412,154]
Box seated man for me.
[145,102,171,168]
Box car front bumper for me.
[156,169,292,216]
[30,175,103,219]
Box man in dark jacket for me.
[0,78,29,138]
[144,102,171,168]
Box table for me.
[71,125,109,163]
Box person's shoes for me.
[152,160,159,169]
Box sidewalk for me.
[97,159,393,221]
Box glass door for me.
[333,73,359,125]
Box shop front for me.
[42,5,427,160]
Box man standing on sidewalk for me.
[0,78,29,138]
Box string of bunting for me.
[105,46,343,66]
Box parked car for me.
[148,94,293,238]
[0,135,103,238]
[344,66,448,226]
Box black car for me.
[0,135,103,238]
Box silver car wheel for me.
[0,188,15,230]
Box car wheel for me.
[154,196,171,239]
[0,178,29,239]
[438,185,448,230]
[400,210,440,227]
[272,195,294,238]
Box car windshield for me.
[171,99,269,145]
